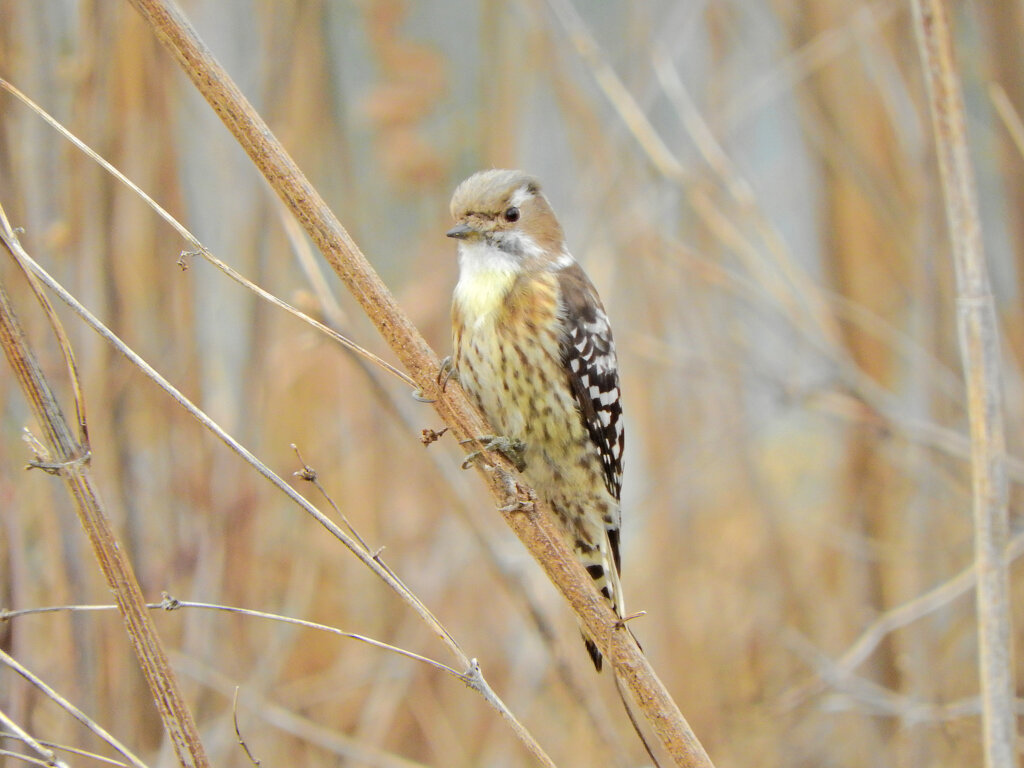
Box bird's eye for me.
[504,206,520,222]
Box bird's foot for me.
[498,498,534,513]
[460,435,527,472]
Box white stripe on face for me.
[508,184,535,209]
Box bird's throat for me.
[453,243,520,323]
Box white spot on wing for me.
[552,250,574,269]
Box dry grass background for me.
[1,0,1023,766]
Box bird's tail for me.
[578,528,659,762]
[576,526,627,671]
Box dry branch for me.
[0,710,71,768]
[0,648,149,768]
[909,1,1016,766]
[0,223,208,766]
[122,0,713,765]
[0,228,554,767]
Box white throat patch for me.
[456,238,520,276]
[453,240,520,322]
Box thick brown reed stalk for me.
[122,0,713,765]
[909,1,1016,767]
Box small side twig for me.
[5,596,460,677]
[232,688,262,768]
[171,654,432,768]
[0,747,62,767]
[6,592,560,755]
[290,443,373,552]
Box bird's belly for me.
[456,321,605,503]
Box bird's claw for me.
[410,388,436,403]
[615,610,647,628]
[460,435,527,472]
[437,356,458,390]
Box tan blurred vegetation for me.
[1,0,1023,766]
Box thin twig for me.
[0,649,149,768]
[232,688,262,768]
[0,750,52,767]
[0,212,208,768]
[990,83,1024,163]
[159,595,464,677]
[0,733,130,767]
[0,594,522,684]
[780,529,1024,710]
[172,654,433,768]
[909,2,1015,767]
[290,444,373,552]
[0,709,71,768]
[0,77,419,397]
[4,592,554,765]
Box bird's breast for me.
[452,268,596,493]
[452,271,517,329]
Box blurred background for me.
[1,0,1023,766]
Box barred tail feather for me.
[577,527,625,671]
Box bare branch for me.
[232,688,262,768]
[0,233,554,766]
[909,1,1016,766]
[0,213,208,767]
[0,711,71,768]
[0,734,132,768]
[0,649,149,768]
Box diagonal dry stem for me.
[0,229,554,766]
[0,216,208,767]
[0,77,419,397]
[0,648,149,768]
[0,710,72,768]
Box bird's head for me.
[447,169,566,267]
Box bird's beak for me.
[446,223,474,239]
